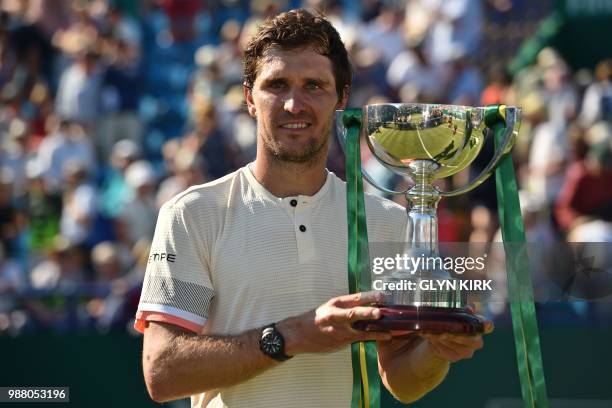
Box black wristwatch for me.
[259,323,293,362]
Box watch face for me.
[261,332,283,355]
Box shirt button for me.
[299,225,307,232]
[290,199,298,207]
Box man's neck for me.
[251,154,328,198]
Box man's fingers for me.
[423,335,480,361]
[433,334,484,349]
[331,291,384,307]
[427,340,463,362]
[439,336,483,354]
[437,338,477,359]
[427,337,480,362]
[474,314,494,334]
[316,305,382,326]
[340,306,382,323]
[464,305,494,334]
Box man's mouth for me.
[279,122,311,129]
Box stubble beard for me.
[261,123,331,165]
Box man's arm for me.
[143,321,273,402]
[142,292,392,403]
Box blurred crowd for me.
[0,0,610,336]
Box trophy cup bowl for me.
[336,103,520,334]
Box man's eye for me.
[305,82,321,90]
[269,81,286,89]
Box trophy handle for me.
[336,109,409,196]
[363,170,409,196]
[438,105,519,198]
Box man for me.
[136,9,489,407]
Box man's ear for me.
[336,86,350,110]
[243,84,256,118]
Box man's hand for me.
[376,317,494,403]
[278,292,392,356]
[421,320,493,362]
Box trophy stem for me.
[388,159,468,309]
[405,160,441,253]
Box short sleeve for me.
[135,202,214,334]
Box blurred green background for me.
[3,327,612,407]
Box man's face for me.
[245,47,347,163]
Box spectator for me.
[407,0,483,65]
[480,63,513,105]
[349,41,391,106]
[36,119,96,191]
[88,241,133,331]
[156,148,207,208]
[556,122,612,233]
[445,50,484,105]
[0,244,26,334]
[22,0,72,40]
[523,91,569,207]
[579,59,612,127]
[59,160,97,246]
[0,168,22,258]
[27,236,88,331]
[26,81,54,147]
[541,58,578,129]
[158,0,202,43]
[358,3,405,66]
[183,96,234,179]
[216,85,256,165]
[216,19,246,87]
[99,139,141,218]
[0,117,30,198]
[120,160,158,246]
[29,236,86,291]
[190,45,226,102]
[386,38,449,102]
[23,160,62,253]
[55,48,104,128]
[98,37,143,161]
[103,6,142,54]
[0,25,17,88]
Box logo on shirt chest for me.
[148,252,176,263]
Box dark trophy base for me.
[352,305,485,335]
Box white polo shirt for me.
[136,164,407,408]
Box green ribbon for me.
[343,109,380,408]
[486,105,549,408]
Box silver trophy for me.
[336,104,520,334]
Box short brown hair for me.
[243,9,352,99]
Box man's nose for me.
[283,88,306,114]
